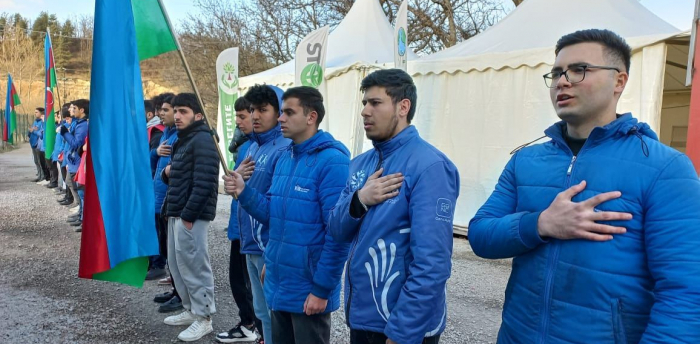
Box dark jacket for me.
[163,120,220,222]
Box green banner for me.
[219,85,238,169]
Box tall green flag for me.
[131,0,178,61]
[4,74,21,144]
[44,32,57,158]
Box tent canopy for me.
[421,0,679,61]
[240,0,418,88]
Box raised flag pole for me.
[156,0,233,184]
[46,28,63,110]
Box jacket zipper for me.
[346,151,382,327]
[539,150,580,344]
[274,152,300,308]
[345,234,360,326]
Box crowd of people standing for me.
[24,29,700,344]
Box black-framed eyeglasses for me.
[543,65,620,88]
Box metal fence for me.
[0,109,33,145]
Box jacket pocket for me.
[306,245,321,280]
[611,298,628,344]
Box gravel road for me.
[0,144,511,344]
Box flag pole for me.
[46,28,63,110]
[156,0,232,184]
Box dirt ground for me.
[0,144,511,344]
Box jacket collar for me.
[373,125,418,157]
[544,113,657,150]
[177,120,208,138]
[251,123,281,146]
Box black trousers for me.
[271,311,331,344]
[229,239,260,329]
[149,214,167,269]
[31,148,42,177]
[47,157,59,184]
[350,330,440,344]
[60,165,67,183]
[39,152,50,181]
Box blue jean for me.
[247,254,272,344]
[77,189,85,221]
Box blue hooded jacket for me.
[62,117,88,173]
[152,126,178,214]
[237,85,291,255]
[239,130,351,313]
[469,114,700,344]
[51,120,68,161]
[28,118,42,148]
[61,120,77,167]
[329,126,460,344]
[228,139,252,241]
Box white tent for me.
[407,0,688,229]
[239,0,418,155]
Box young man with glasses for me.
[469,29,700,343]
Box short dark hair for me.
[360,69,417,123]
[171,93,203,115]
[234,97,251,112]
[144,100,155,114]
[152,92,175,110]
[61,108,71,118]
[72,99,90,117]
[36,107,45,113]
[244,85,280,114]
[282,86,325,126]
[555,29,632,73]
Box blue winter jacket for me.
[37,120,46,152]
[152,126,178,214]
[469,114,700,344]
[51,121,68,161]
[62,117,88,173]
[28,118,42,148]
[329,126,460,344]
[239,130,351,313]
[237,123,291,255]
[228,139,252,241]
[61,120,76,167]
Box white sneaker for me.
[70,207,80,214]
[37,180,49,185]
[178,318,213,342]
[164,310,197,326]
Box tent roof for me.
[418,0,680,63]
[240,0,418,87]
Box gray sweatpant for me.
[167,217,216,318]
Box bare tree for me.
[0,19,43,114]
[378,0,506,54]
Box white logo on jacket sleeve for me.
[350,170,367,191]
[436,198,452,218]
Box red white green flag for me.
[3,74,21,144]
[44,32,57,158]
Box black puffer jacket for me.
[163,120,220,222]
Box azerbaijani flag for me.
[78,0,178,287]
[44,33,57,159]
[3,74,21,144]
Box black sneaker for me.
[145,268,167,281]
[158,295,183,313]
[215,323,257,343]
[153,290,175,303]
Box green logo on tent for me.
[300,63,324,88]
[221,62,239,90]
[397,28,407,57]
